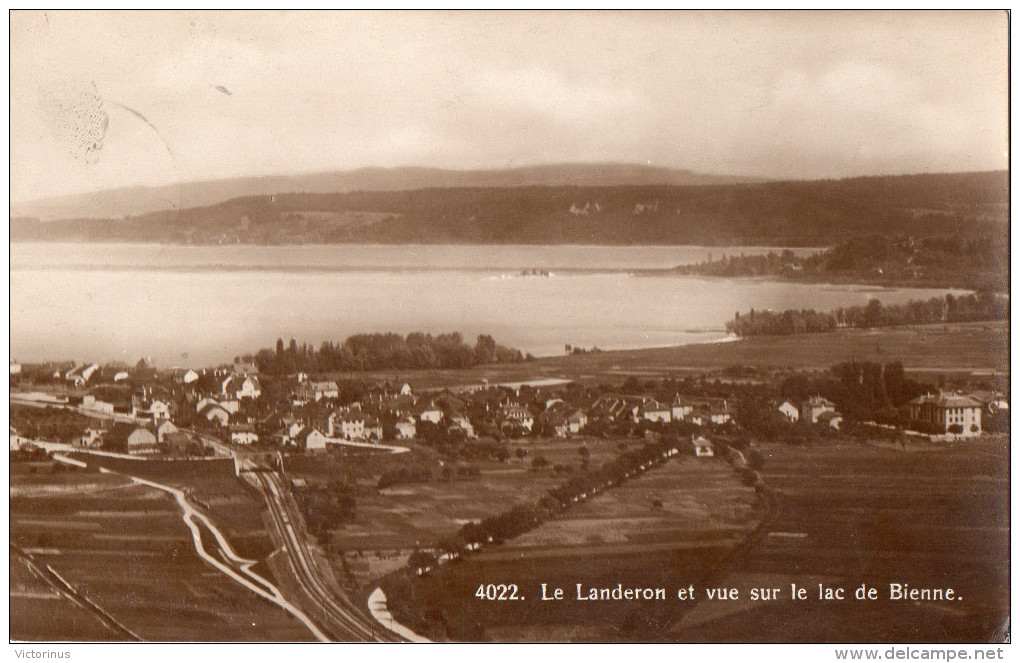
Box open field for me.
[381,437,1007,643]
[379,453,760,642]
[10,553,122,641]
[504,456,755,552]
[10,462,314,641]
[66,454,277,560]
[568,321,1009,376]
[352,322,1008,390]
[665,437,1010,643]
[284,438,630,585]
[295,438,632,584]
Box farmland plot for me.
[10,464,315,641]
[379,454,760,642]
[666,439,1009,643]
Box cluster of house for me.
[66,364,265,454]
[777,396,845,429]
[80,386,174,422]
[275,381,475,451]
[64,361,746,456]
[587,395,735,428]
[75,418,203,455]
[19,351,1007,457]
[267,387,740,453]
[777,391,1007,438]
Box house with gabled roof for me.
[364,416,384,441]
[395,416,417,439]
[816,410,843,430]
[199,402,230,426]
[691,435,714,457]
[156,420,178,444]
[778,401,799,422]
[638,399,672,423]
[671,396,694,422]
[101,423,158,455]
[416,402,443,424]
[448,414,476,438]
[971,390,1009,413]
[65,363,99,388]
[566,409,588,434]
[305,381,339,402]
[292,426,328,452]
[801,396,836,424]
[162,431,196,455]
[235,376,261,400]
[336,410,366,440]
[590,395,634,422]
[78,423,109,449]
[502,404,534,431]
[229,424,259,445]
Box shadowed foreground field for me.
[10,461,314,642]
[665,439,1009,643]
[380,454,762,642]
[384,438,1008,643]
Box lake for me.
[10,243,963,367]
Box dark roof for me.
[911,393,983,408]
[162,431,194,447]
[102,423,156,451]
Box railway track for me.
[250,470,398,642]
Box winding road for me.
[46,451,329,642]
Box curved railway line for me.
[248,469,399,642]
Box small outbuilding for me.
[691,435,715,458]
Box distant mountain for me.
[10,163,766,221]
[11,171,1007,247]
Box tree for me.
[747,447,766,470]
[408,550,437,576]
[474,335,497,364]
[577,445,591,467]
[531,455,549,469]
[439,535,467,562]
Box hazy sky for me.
[10,10,1008,202]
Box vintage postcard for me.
[8,10,1009,652]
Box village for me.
[9,354,1007,460]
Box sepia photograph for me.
[8,10,1010,650]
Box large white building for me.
[910,393,983,437]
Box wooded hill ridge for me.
[11,170,1006,247]
[674,234,1009,290]
[11,163,766,222]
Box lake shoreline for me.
[10,243,967,367]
